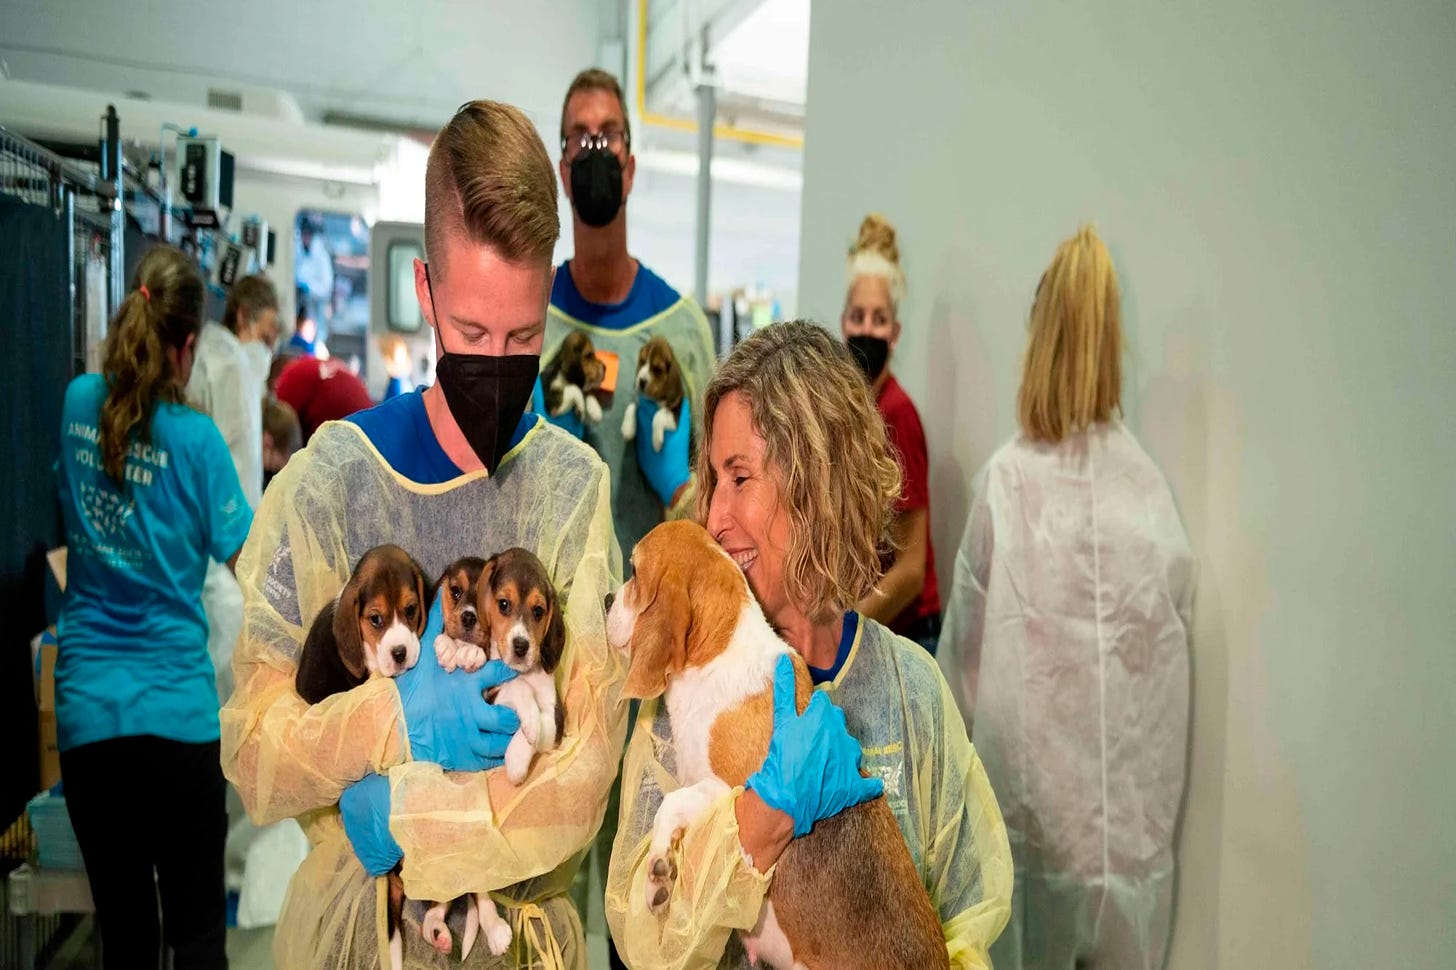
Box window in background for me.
[294,210,369,370]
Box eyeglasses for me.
[561,129,630,162]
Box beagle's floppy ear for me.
[541,585,567,675]
[622,562,690,700]
[332,567,368,680]
[407,555,428,636]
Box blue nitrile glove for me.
[395,597,521,772]
[340,772,402,876]
[532,375,585,439]
[635,394,692,506]
[745,654,884,838]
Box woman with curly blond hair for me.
[606,321,1013,969]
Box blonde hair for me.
[696,322,902,625]
[1017,225,1123,442]
[100,246,205,486]
[425,100,559,273]
[847,213,906,307]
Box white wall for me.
[0,0,602,129]
[798,3,1456,968]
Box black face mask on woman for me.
[846,334,891,383]
[426,267,539,474]
[570,147,624,228]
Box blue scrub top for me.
[347,387,537,485]
[55,374,253,751]
[550,259,682,330]
[808,611,860,685]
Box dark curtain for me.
[0,195,72,823]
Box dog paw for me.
[584,396,603,424]
[433,634,459,672]
[505,734,535,785]
[644,846,679,915]
[421,907,452,954]
[621,403,637,440]
[456,643,487,673]
[486,920,513,956]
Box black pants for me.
[60,735,228,969]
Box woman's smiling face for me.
[704,391,795,628]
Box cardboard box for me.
[38,637,59,790]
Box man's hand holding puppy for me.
[341,597,520,874]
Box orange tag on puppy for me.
[591,349,620,409]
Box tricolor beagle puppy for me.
[422,548,568,960]
[294,544,428,703]
[621,336,686,452]
[605,521,947,970]
[541,330,606,426]
[292,544,428,970]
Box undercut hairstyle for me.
[1017,225,1123,442]
[559,68,632,147]
[424,100,559,274]
[697,322,902,625]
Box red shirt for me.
[274,358,375,443]
[876,375,941,633]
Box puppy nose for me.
[512,636,530,659]
[461,610,476,630]
[637,376,648,391]
[604,592,615,612]
[391,645,407,665]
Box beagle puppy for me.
[418,547,567,961]
[432,555,487,673]
[291,544,427,970]
[542,330,606,425]
[294,544,428,703]
[621,336,686,452]
[605,521,948,970]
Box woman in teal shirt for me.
[56,245,252,968]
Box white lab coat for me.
[187,322,307,927]
[939,421,1194,970]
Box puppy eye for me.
[532,605,545,622]
[405,604,417,621]
[449,584,461,601]
[498,598,511,616]
[369,613,383,630]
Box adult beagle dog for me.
[605,521,947,970]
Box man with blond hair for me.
[222,100,626,967]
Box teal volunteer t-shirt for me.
[55,374,253,751]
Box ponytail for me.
[97,245,205,487]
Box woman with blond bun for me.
[607,322,1012,969]
[55,244,252,967]
[938,226,1195,970]
[840,213,943,653]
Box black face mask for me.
[427,269,540,474]
[846,335,891,383]
[570,148,624,228]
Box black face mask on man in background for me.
[570,147,624,228]
[426,266,539,474]
[846,334,891,384]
